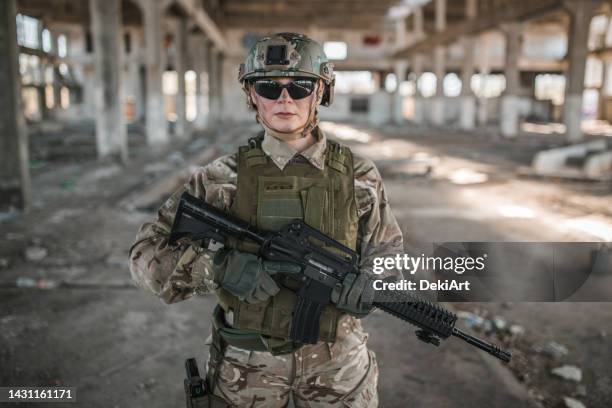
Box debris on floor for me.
[24,246,48,262]
[551,365,583,382]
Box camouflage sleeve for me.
[128,154,237,304]
[353,154,404,282]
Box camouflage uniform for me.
[129,128,403,407]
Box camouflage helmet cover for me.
[239,32,335,106]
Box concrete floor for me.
[1,121,611,408]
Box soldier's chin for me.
[271,119,304,134]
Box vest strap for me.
[326,141,349,174]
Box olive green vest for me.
[216,132,359,348]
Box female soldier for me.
[129,32,403,407]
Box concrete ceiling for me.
[214,0,399,29]
[17,0,143,25]
[17,0,400,30]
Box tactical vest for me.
[215,132,359,352]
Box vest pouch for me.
[257,176,304,231]
[233,302,267,332]
[267,287,297,338]
[257,176,332,233]
[301,186,331,235]
[319,304,340,343]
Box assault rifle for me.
[169,192,511,363]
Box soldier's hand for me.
[331,272,376,318]
[212,249,300,304]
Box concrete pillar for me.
[52,65,62,112]
[81,63,96,120]
[207,45,221,124]
[173,17,189,140]
[395,18,407,49]
[563,0,599,142]
[193,35,209,130]
[0,0,31,210]
[435,0,446,32]
[460,0,477,130]
[37,86,48,119]
[393,60,408,125]
[431,0,446,126]
[36,21,48,120]
[466,0,477,19]
[124,28,145,123]
[431,46,446,126]
[413,7,424,40]
[477,35,491,126]
[411,53,424,124]
[598,61,610,120]
[90,0,127,162]
[500,22,523,137]
[141,0,168,146]
[216,51,224,123]
[460,36,477,130]
[126,59,143,123]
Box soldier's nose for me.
[278,88,293,102]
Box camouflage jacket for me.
[129,129,404,304]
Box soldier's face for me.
[250,77,318,133]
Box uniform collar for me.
[261,127,327,171]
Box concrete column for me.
[393,60,408,125]
[126,59,143,123]
[431,46,446,126]
[477,35,491,126]
[598,61,610,120]
[125,28,145,123]
[0,0,31,211]
[44,28,60,114]
[81,63,96,120]
[500,22,523,137]
[460,36,477,130]
[207,45,221,124]
[395,17,407,50]
[36,21,48,120]
[141,0,168,146]
[193,35,209,130]
[413,7,424,40]
[466,0,477,19]
[90,0,127,162]
[173,17,189,140]
[37,86,48,119]
[435,0,446,32]
[52,65,62,112]
[412,53,424,124]
[431,0,446,126]
[563,0,599,142]
[216,51,224,123]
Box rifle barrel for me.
[452,328,512,362]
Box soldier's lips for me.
[274,112,296,118]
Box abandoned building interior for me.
[1,0,612,407]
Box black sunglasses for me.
[252,79,316,100]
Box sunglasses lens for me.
[253,79,315,100]
[254,80,282,99]
[288,80,315,99]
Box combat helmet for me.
[239,32,335,106]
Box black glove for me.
[212,249,301,304]
[331,272,376,318]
